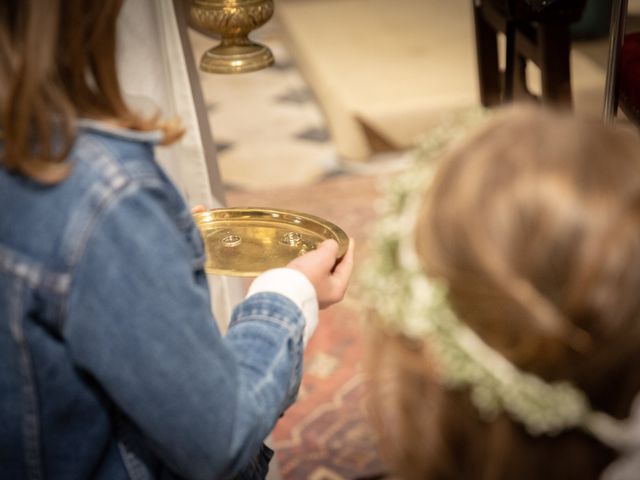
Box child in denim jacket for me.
[0,1,354,479]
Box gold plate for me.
[193,207,349,277]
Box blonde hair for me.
[0,0,183,183]
[366,105,640,479]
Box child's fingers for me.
[314,239,354,308]
[333,238,355,282]
[316,239,340,268]
[191,205,207,214]
[288,239,338,273]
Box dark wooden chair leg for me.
[603,0,628,124]
[538,22,572,106]
[503,21,517,102]
[473,0,579,108]
[473,2,501,106]
[513,54,533,100]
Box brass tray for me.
[193,207,349,276]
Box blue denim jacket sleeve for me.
[63,183,305,480]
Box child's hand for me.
[191,205,207,214]
[287,239,355,309]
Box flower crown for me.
[357,110,640,480]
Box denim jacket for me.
[0,122,305,479]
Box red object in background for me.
[620,32,640,123]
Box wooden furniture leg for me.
[603,0,629,124]
[538,22,572,106]
[473,0,581,108]
[504,20,517,102]
[473,1,501,106]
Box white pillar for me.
[117,0,245,329]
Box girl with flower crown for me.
[0,1,354,479]
[361,105,640,480]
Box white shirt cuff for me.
[246,268,319,346]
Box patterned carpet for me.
[226,174,389,479]
[271,303,386,479]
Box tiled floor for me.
[189,22,342,190]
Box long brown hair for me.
[0,0,182,182]
[366,105,640,479]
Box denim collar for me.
[77,119,163,145]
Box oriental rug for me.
[227,173,388,480]
[270,302,387,479]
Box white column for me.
[116,0,245,329]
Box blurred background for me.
[185,0,639,477]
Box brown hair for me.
[0,0,182,182]
[366,105,640,479]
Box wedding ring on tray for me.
[193,207,349,277]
